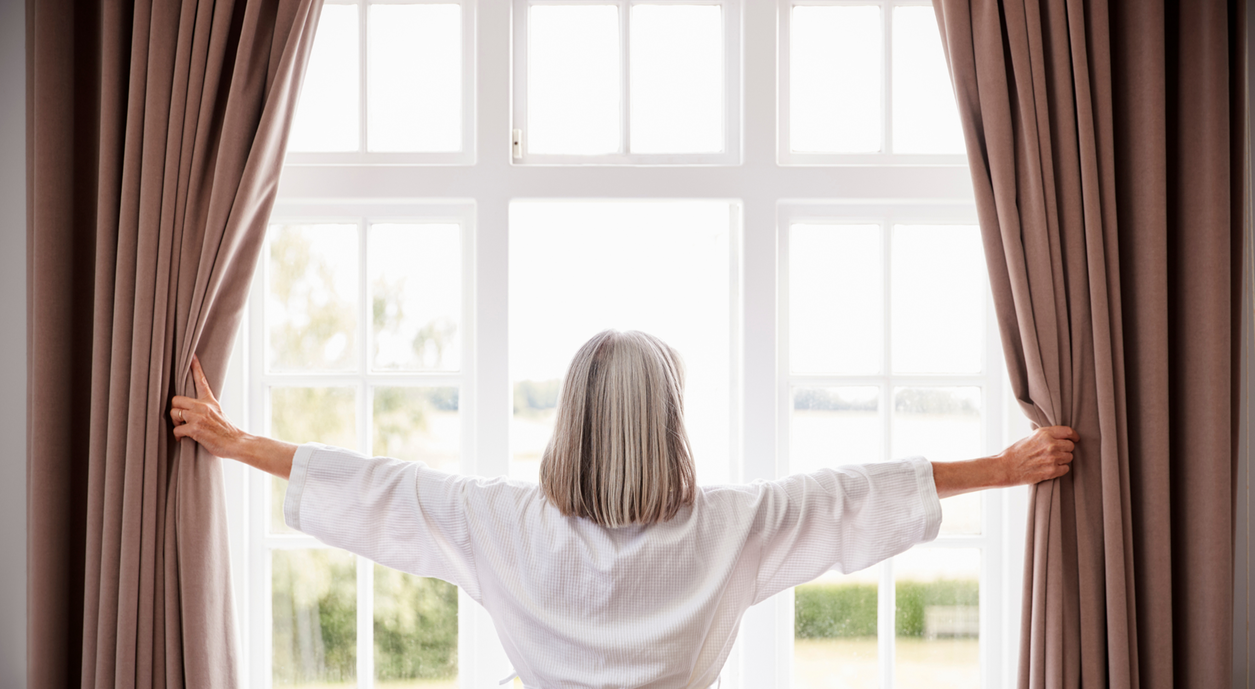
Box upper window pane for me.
[890,225,984,374]
[266,224,359,372]
[288,4,359,152]
[630,5,724,153]
[892,386,982,535]
[790,224,883,375]
[791,386,882,473]
[368,4,462,152]
[509,201,732,484]
[528,5,621,154]
[892,6,965,154]
[368,223,461,371]
[790,5,882,153]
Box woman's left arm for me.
[169,354,297,479]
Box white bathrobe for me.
[284,442,943,689]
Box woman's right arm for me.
[169,354,297,479]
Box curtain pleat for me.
[27,0,323,686]
[931,0,1245,686]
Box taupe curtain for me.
[931,0,1245,687]
[27,0,323,686]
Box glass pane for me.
[893,387,982,535]
[894,548,980,688]
[528,5,620,154]
[790,6,882,153]
[374,566,459,687]
[891,225,985,374]
[509,201,731,484]
[288,5,359,152]
[267,224,359,372]
[368,224,461,371]
[630,5,723,153]
[892,7,965,154]
[790,224,882,375]
[272,549,357,687]
[270,387,358,534]
[368,4,461,152]
[794,568,879,688]
[791,387,881,474]
[373,387,460,474]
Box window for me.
[511,0,741,163]
[777,0,966,164]
[217,2,1030,688]
[780,204,1014,688]
[284,0,476,163]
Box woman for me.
[171,330,1076,689]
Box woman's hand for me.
[170,354,246,459]
[169,354,298,478]
[995,425,1079,486]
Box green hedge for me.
[795,580,979,639]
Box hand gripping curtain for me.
[930,0,1245,687]
[27,0,323,686]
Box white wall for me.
[0,0,27,685]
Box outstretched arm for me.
[169,354,297,479]
[931,425,1079,499]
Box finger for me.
[1055,439,1075,452]
[1057,451,1074,464]
[1045,426,1075,440]
[191,354,215,401]
[1053,464,1071,478]
[170,395,196,409]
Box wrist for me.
[986,453,1014,488]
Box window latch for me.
[512,129,523,159]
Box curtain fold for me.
[27,0,323,686]
[931,0,1245,686]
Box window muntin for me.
[778,0,967,164]
[512,0,741,164]
[286,0,476,164]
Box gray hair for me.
[539,330,697,527]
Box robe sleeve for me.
[750,457,942,604]
[283,442,482,602]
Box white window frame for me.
[510,0,743,165]
[776,201,1024,689]
[218,1,1031,687]
[776,0,969,166]
[284,0,479,165]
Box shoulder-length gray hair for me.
[539,330,697,527]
